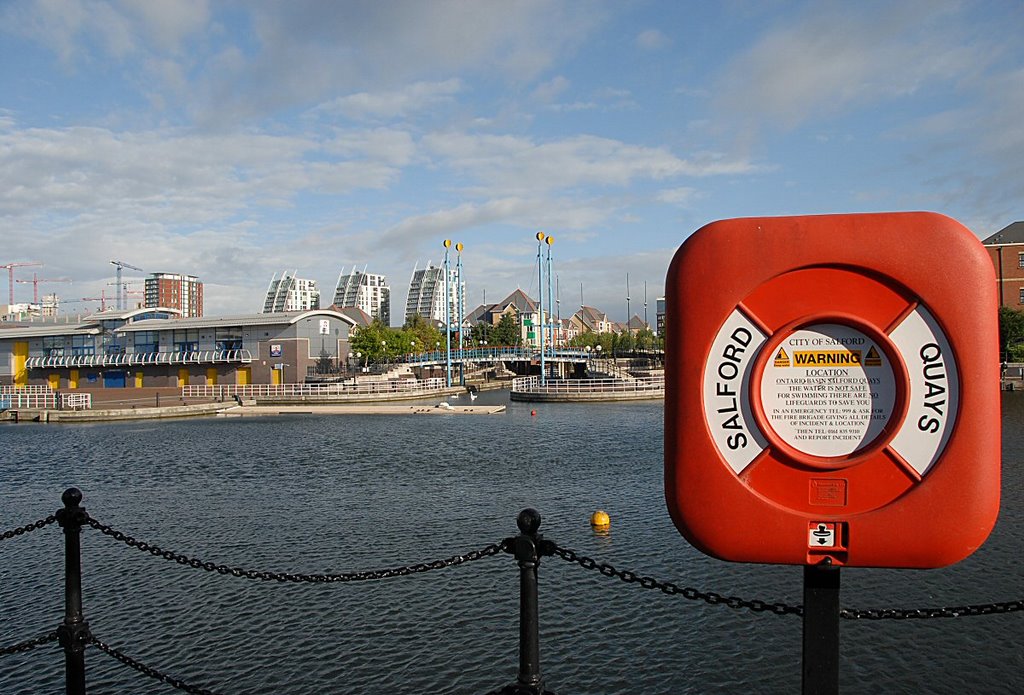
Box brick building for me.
[982,221,1024,308]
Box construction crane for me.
[81,290,110,313]
[110,260,143,311]
[107,279,144,307]
[1,261,43,305]
[16,274,72,304]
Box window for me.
[134,330,160,353]
[173,329,199,352]
[215,328,243,352]
[1018,253,1024,269]
[1019,288,1024,304]
[70,335,95,356]
[42,336,65,357]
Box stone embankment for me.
[1,385,506,422]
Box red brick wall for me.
[986,245,1024,308]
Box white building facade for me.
[263,271,320,313]
[405,263,463,326]
[333,268,391,326]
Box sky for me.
[1,0,1022,324]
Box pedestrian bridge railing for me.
[511,375,665,396]
[182,378,449,400]
[1,490,1020,695]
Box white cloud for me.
[656,187,701,206]
[636,29,668,51]
[712,1,985,131]
[3,0,209,64]
[313,80,464,122]
[423,132,758,196]
[531,75,571,102]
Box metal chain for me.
[0,630,60,656]
[554,545,1024,620]
[86,515,507,582]
[840,600,1024,620]
[87,634,220,695]
[552,545,803,617]
[0,515,58,542]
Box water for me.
[1,391,1021,694]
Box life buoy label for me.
[701,309,769,472]
[888,305,959,476]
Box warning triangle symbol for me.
[865,346,882,366]
[774,348,790,367]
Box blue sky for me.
[1,0,1021,322]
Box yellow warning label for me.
[793,350,862,367]
[864,346,882,367]
[773,348,790,367]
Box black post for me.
[56,488,89,695]
[802,562,840,695]
[488,509,556,695]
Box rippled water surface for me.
[1,391,1022,694]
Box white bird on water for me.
[451,392,460,399]
[469,391,478,401]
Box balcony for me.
[25,349,254,369]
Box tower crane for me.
[81,289,110,312]
[16,274,72,304]
[108,281,144,309]
[1,261,43,305]
[110,260,143,311]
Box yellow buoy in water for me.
[590,509,610,531]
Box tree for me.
[491,311,520,346]
[999,307,1024,361]
[403,314,443,351]
[349,319,394,362]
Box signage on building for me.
[319,319,330,335]
[270,344,282,357]
[665,212,1000,568]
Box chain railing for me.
[1,492,1021,695]
[85,515,507,582]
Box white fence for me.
[182,378,449,400]
[0,392,92,410]
[511,375,665,396]
[0,385,54,394]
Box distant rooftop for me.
[982,221,1024,245]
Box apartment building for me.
[263,271,320,312]
[144,272,203,317]
[404,262,462,326]
[333,268,391,326]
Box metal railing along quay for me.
[182,377,450,401]
[0,390,92,410]
[511,375,665,400]
[1,490,1020,695]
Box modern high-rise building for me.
[333,267,391,326]
[145,272,204,317]
[405,262,463,326]
[263,271,320,313]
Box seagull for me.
[437,401,454,410]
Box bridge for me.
[386,346,591,367]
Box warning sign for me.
[759,323,896,458]
[792,350,861,367]
[773,348,790,367]
[864,346,882,367]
